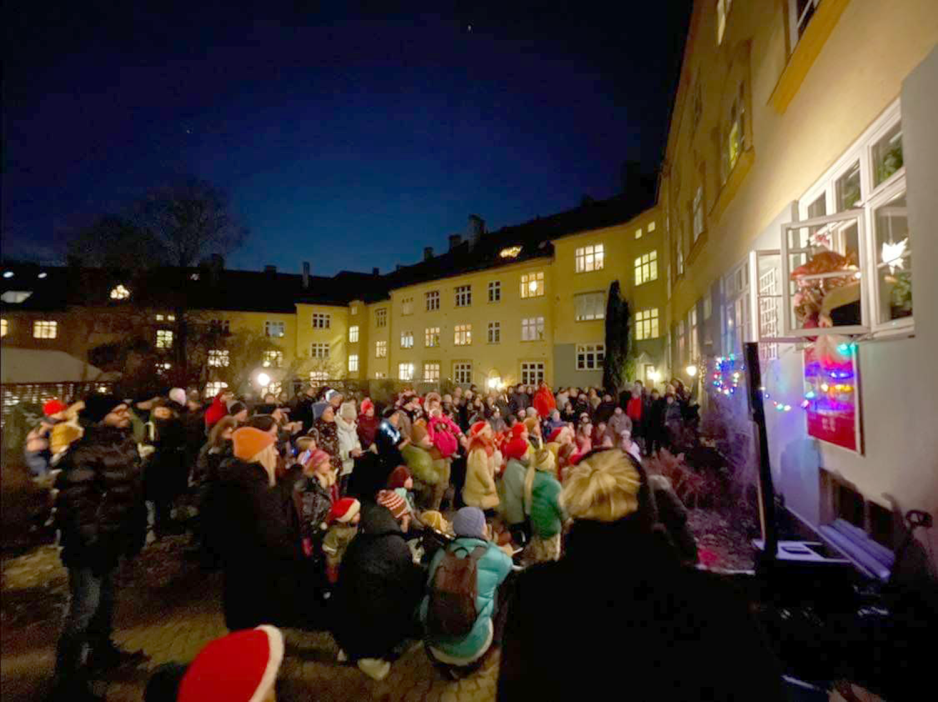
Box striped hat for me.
[377,489,409,521]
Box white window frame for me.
[348,354,359,372]
[717,0,732,45]
[520,271,545,298]
[208,349,230,367]
[204,381,228,398]
[455,285,472,307]
[722,259,750,355]
[375,340,387,358]
[156,329,173,349]
[488,280,501,302]
[692,186,704,241]
[454,324,472,346]
[423,362,440,382]
[575,244,605,272]
[520,362,545,386]
[400,331,414,349]
[425,327,440,347]
[311,342,330,359]
[425,290,440,311]
[453,362,473,385]
[311,313,331,329]
[634,251,658,286]
[752,250,782,360]
[576,343,605,371]
[401,297,414,316]
[375,308,388,328]
[349,325,359,342]
[33,320,58,339]
[787,0,821,51]
[635,309,660,341]
[265,320,285,338]
[521,316,545,342]
[689,307,700,361]
[488,321,501,344]
[263,350,283,368]
[309,370,328,382]
[574,292,605,322]
[398,362,415,381]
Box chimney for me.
[468,214,485,250]
[302,261,310,289]
[448,234,462,252]
[423,246,434,262]
[372,267,380,276]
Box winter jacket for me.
[403,444,442,485]
[144,417,189,502]
[508,391,530,417]
[291,393,317,432]
[54,425,146,574]
[594,401,617,425]
[204,394,228,431]
[356,414,379,449]
[527,471,564,539]
[532,387,557,419]
[335,416,362,477]
[331,503,425,660]
[607,411,631,440]
[499,457,528,526]
[323,523,358,569]
[497,517,785,702]
[419,537,513,661]
[310,417,340,464]
[463,447,500,511]
[626,396,644,425]
[664,399,683,427]
[192,440,231,502]
[649,475,698,564]
[427,414,462,459]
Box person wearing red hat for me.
[356,398,379,449]
[323,498,361,584]
[499,428,532,547]
[463,421,502,515]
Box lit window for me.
[499,246,522,259]
[689,307,699,361]
[350,304,359,315]
[208,349,229,367]
[520,272,545,298]
[311,342,330,359]
[1,291,32,304]
[455,285,472,307]
[634,251,659,286]
[312,313,331,329]
[310,370,329,382]
[453,362,473,384]
[156,329,173,348]
[399,362,415,381]
[375,340,387,358]
[521,317,545,342]
[190,272,200,281]
[677,247,685,276]
[574,292,605,321]
[348,354,359,372]
[575,244,605,272]
[725,81,746,179]
[488,281,501,302]
[402,297,414,316]
[265,321,285,337]
[349,325,359,342]
[400,331,414,349]
[692,186,704,241]
[424,362,440,382]
[520,362,545,386]
[109,284,130,300]
[648,221,656,233]
[454,324,472,346]
[204,381,228,398]
[425,291,440,311]
[425,327,440,347]
[488,321,501,344]
[635,309,660,341]
[263,350,283,368]
[375,308,388,327]
[0,318,7,337]
[576,344,605,370]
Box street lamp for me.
[487,376,501,390]
[685,365,698,377]
[648,369,661,383]
[256,372,271,388]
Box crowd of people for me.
[27,378,784,701]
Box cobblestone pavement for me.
[1,539,499,702]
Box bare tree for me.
[66,216,168,269]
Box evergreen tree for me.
[603,280,631,392]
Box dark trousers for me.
[54,567,116,682]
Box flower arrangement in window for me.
[791,250,860,331]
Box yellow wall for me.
[294,303,350,377]
[365,299,391,379]
[200,309,298,365]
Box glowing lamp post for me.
[685,365,698,378]
[256,372,271,388]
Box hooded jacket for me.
[463,445,500,511]
[335,414,362,477]
[331,503,424,659]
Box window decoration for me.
[520,272,545,298]
[576,344,605,370]
[575,244,605,272]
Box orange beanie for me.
[232,427,276,461]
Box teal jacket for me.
[499,458,528,525]
[419,537,513,660]
[528,471,564,539]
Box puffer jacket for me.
[335,416,361,477]
[419,536,513,661]
[463,447,499,511]
[54,425,146,573]
[498,457,528,526]
[310,417,340,463]
[527,471,564,539]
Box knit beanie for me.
[452,507,486,540]
[420,510,452,535]
[308,449,331,471]
[328,498,361,525]
[43,399,68,417]
[360,398,374,415]
[232,427,276,461]
[387,465,412,490]
[177,625,284,702]
[377,489,409,520]
[504,436,529,462]
[169,388,187,408]
[81,394,125,424]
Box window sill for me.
[769,0,852,114]
[711,148,755,223]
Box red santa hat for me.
[178,625,284,702]
[360,398,374,414]
[504,436,530,461]
[510,423,527,439]
[547,426,566,443]
[470,420,489,437]
[307,449,331,471]
[328,498,361,525]
[43,399,68,417]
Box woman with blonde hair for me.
[498,448,785,702]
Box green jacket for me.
[528,471,564,539]
[402,444,440,485]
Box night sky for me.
[4,1,691,276]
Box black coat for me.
[508,392,530,417]
[594,400,617,425]
[331,503,424,660]
[498,517,785,702]
[54,425,146,573]
[145,418,189,502]
[291,393,317,433]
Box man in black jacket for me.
[50,395,147,701]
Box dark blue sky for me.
[4,1,691,275]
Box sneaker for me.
[87,642,148,672]
[357,658,391,681]
[336,649,348,663]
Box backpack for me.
[429,417,459,459]
[426,544,486,639]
